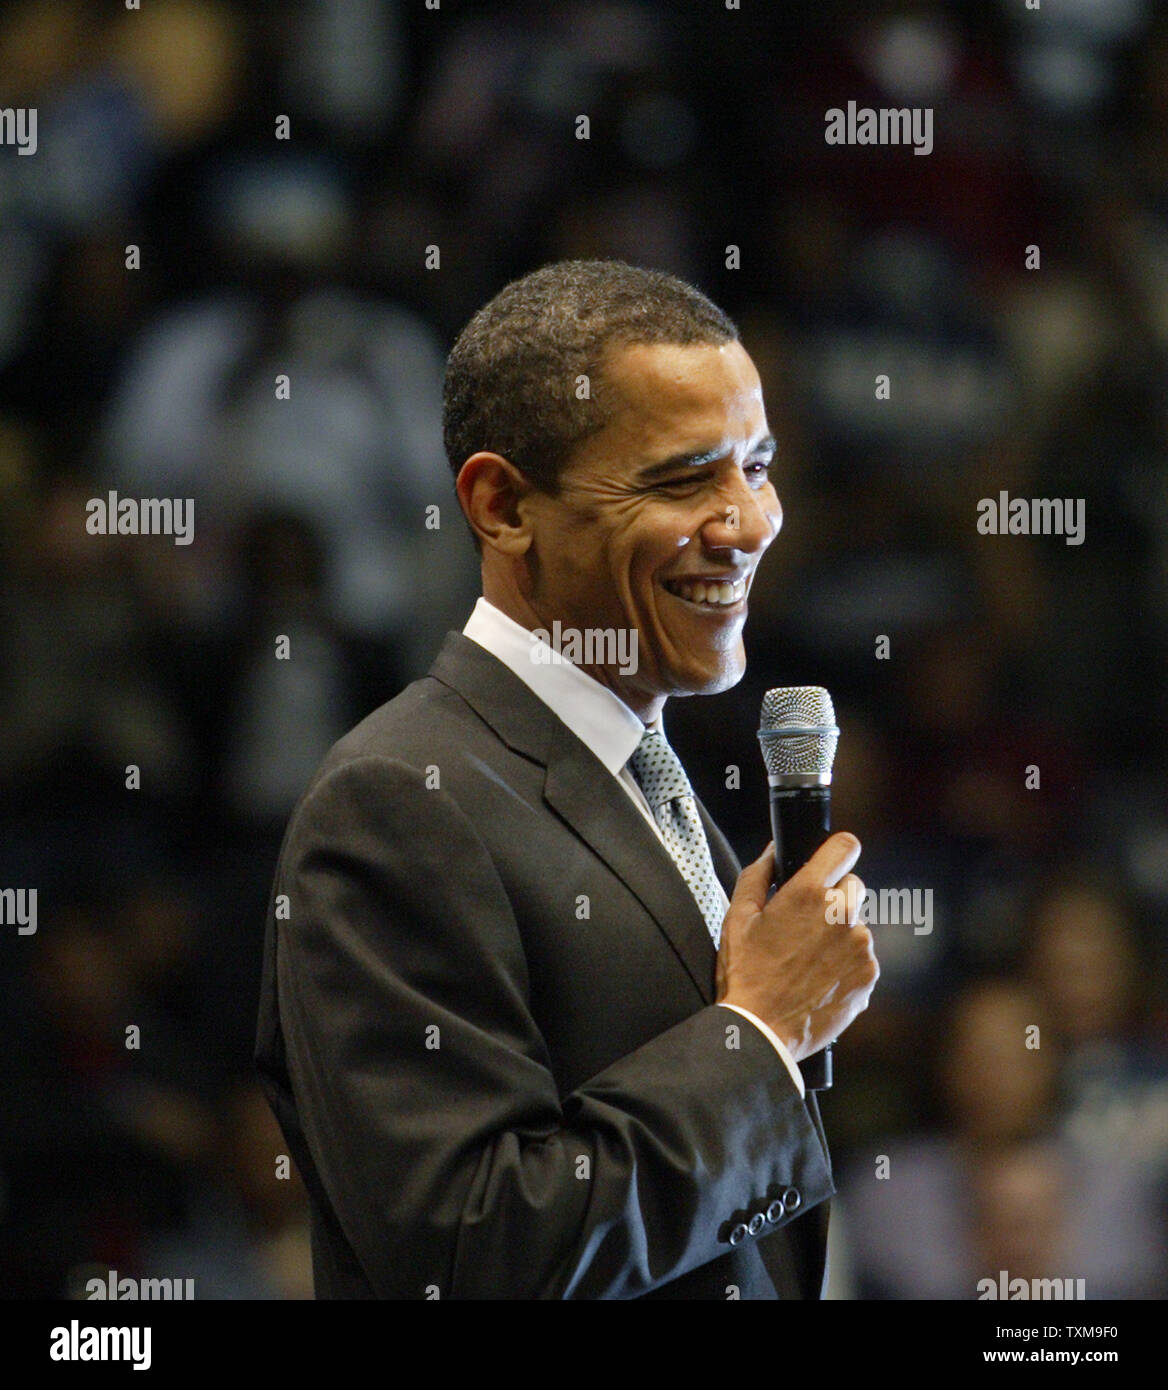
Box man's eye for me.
[654,474,709,492]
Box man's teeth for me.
[666,578,747,606]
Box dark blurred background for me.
[1,0,1165,1299]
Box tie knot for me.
[628,729,693,810]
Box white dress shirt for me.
[463,596,805,1098]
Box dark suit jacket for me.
[255,631,834,1298]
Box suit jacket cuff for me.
[716,1003,806,1099]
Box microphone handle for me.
[768,785,834,1092]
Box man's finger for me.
[839,873,866,924]
[803,832,862,889]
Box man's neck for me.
[476,587,665,726]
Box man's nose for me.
[704,475,781,553]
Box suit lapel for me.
[543,719,717,1004]
[430,633,718,1004]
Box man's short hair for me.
[443,261,739,513]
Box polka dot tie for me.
[628,729,726,948]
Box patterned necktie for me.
[628,729,726,947]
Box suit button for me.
[783,1186,801,1212]
[765,1199,785,1224]
[728,1222,749,1246]
[747,1212,766,1236]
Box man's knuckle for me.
[791,880,821,912]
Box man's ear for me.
[456,452,535,555]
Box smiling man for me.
[456,332,778,717]
[255,261,878,1299]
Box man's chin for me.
[666,657,747,698]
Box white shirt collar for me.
[462,597,660,774]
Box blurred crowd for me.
[0,0,1165,1298]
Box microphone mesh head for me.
[758,686,839,777]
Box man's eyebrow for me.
[635,435,777,482]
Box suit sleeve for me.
[270,753,834,1298]
[717,1004,807,1097]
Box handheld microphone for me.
[758,686,840,1092]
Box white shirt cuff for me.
[716,1003,806,1099]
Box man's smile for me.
[661,572,751,611]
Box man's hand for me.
[716,833,879,1062]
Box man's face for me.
[520,339,782,719]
